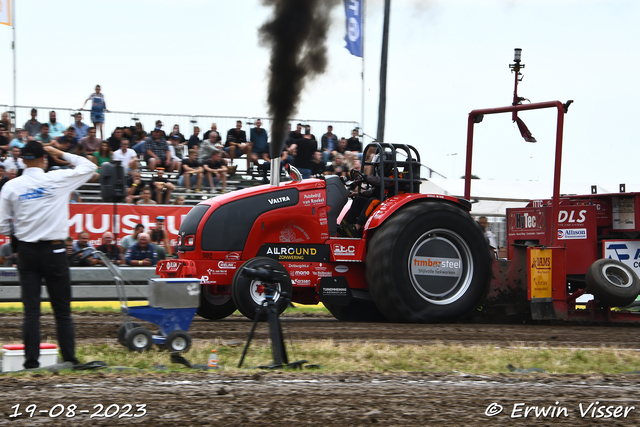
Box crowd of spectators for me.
[1,107,364,200]
[59,216,174,268]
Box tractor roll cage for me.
[360,143,422,201]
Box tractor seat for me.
[325,175,348,236]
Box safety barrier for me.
[0,267,159,302]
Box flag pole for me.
[11,0,16,110]
[360,0,365,141]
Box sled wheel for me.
[164,330,192,353]
[232,257,292,321]
[324,299,387,322]
[117,322,141,346]
[197,285,237,320]
[586,259,640,307]
[125,327,153,352]
[366,201,493,323]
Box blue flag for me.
[344,0,363,58]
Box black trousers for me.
[17,241,77,369]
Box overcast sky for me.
[0,0,638,188]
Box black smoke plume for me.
[260,0,338,159]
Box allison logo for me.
[558,228,587,240]
[268,196,291,205]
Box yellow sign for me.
[0,0,11,27]
[530,248,552,298]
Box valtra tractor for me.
[158,142,494,323]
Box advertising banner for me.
[0,204,193,247]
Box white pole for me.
[11,0,16,110]
[360,0,365,141]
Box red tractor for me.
[158,142,493,323]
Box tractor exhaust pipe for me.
[270,157,281,186]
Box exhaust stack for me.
[270,157,281,186]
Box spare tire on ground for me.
[586,259,640,307]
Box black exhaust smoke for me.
[259,0,338,161]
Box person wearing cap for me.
[0,141,97,369]
[154,120,166,138]
[9,128,28,149]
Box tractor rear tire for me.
[586,259,640,307]
[366,201,493,323]
[232,257,292,321]
[324,299,388,322]
[197,285,237,320]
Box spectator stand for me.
[1,104,359,205]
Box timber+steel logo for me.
[18,186,55,201]
[411,256,462,277]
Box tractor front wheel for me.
[366,202,493,323]
[232,257,292,321]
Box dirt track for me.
[2,371,640,426]
[2,312,640,348]
[3,312,640,425]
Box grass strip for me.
[0,302,331,316]
[3,341,640,376]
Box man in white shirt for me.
[111,139,138,172]
[3,146,26,176]
[0,141,97,369]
